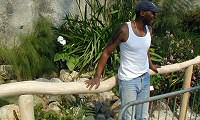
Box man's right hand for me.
[85,77,100,90]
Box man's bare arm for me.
[85,23,128,90]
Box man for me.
[85,0,161,119]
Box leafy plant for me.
[58,95,96,119]
[182,6,200,55]
[182,6,200,34]
[0,99,9,107]
[54,0,162,77]
[151,72,184,96]
[150,0,199,94]
[34,95,96,120]
[153,0,193,35]
[0,45,10,65]
[34,103,60,120]
[6,17,57,80]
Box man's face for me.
[142,11,157,26]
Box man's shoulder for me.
[120,22,129,33]
[117,23,129,42]
[147,25,152,32]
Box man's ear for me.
[140,10,146,16]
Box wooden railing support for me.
[179,65,193,120]
[19,95,35,120]
[0,56,199,120]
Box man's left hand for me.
[151,64,161,73]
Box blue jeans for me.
[119,72,150,120]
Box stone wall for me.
[0,0,199,46]
[0,0,85,46]
[195,0,200,5]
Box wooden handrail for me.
[0,56,199,98]
[0,56,199,120]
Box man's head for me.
[136,0,161,13]
[135,0,161,25]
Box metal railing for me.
[118,86,200,120]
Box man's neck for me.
[134,19,145,31]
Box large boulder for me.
[0,104,20,120]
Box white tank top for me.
[118,21,151,80]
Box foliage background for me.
[0,0,200,118]
[54,0,200,94]
[0,17,58,81]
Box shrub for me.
[54,0,162,76]
[182,6,200,35]
[5,17,57,80]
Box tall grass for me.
[5,17,57,80]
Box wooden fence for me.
[0,56,200,120]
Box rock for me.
[99,91,116,108]
[94,102,102,112]
[8,80,18,83]
[103,99,111,107]
[48,101,61,113]
[151,109,177,120]
[0,65,12,80]
[84,115,95,120]
[105,110,114,119]
[35,78,51,82]
[49,78,63,83]
[70,71,79,80]
[97,114,106,120]
[107,117,115,120]
[100,91,115,102]
[36,78,62,83]
[100,104,107,113]
[80,72,92,78]
[59,69,73,82]
[42,71,59,79]
[33,95,43,106]
[0,104,20,120]
[0,78,5,84]
[76,77,89,82]
[110,99,121,111]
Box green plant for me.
[34,103,44,120]
[149,47,162,63]
[151,73,183,95]
[153,0,193,35]
[152,0,199,59]
[182,6,200,35]
[34,103,60,120]
[182,6,200,55]
[54,0,162,77]
[54,0,123,74]
[7,17,57,80]
[0,99,9,107]
[0,45,10,65]
[58,95,96,119]
[34,95,96,120]
[153,31,197,64]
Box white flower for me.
[60,40,66,45]
[57,36,66,45]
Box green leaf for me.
[110,10,119,14]
[67,56,79,71]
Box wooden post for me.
[179,65,193,120]
[19,95,35,120]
